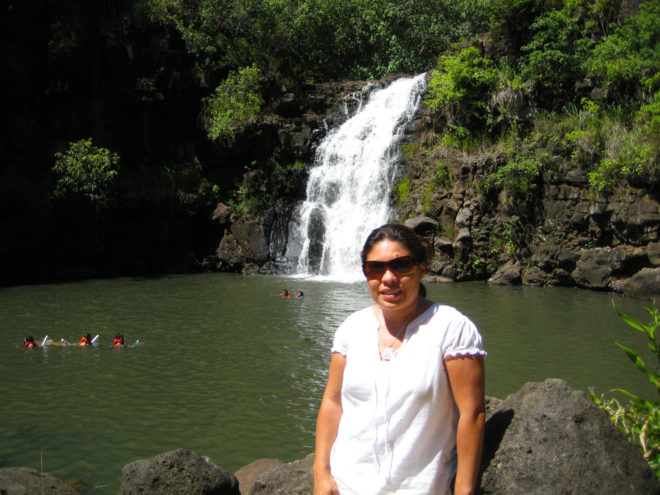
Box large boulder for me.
[121,448,239,495]
[571,248,615,289]
[248,454,314,495]
[481,378,659,494]
[0,467,78,495]
[623,267,660,300]
[404,216,438,237]
[488,261,522,285]
[234,459,284,495]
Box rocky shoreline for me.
[2,379,658,494]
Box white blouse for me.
[329,303,486,495]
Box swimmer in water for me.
[282,289,291,297]
[79,333,92,346]
[297,291,304,299]
[113,332,125,347]
[23,336,37,348]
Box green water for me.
[0,273,655,493]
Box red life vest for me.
[113,338,124,347]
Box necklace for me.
[378,305,417,361]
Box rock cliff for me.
[208,74,660,299]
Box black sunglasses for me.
[362,255,417,276]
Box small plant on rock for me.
[589,305,660,476]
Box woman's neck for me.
[379,297,429,329]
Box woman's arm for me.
[445,355,485,495]
[313,352,346,495]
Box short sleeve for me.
[441,310,486,360]
[331,319,349,356]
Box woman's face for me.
[365,239,425,315]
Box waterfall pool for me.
[0,273,654,494]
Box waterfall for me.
[286,73,426,281]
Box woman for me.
[313,224,486,495]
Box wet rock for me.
[623,267,660,300]
[522,266,547,286]
[571,248,615,289]
[121,448,239,495]
[216,230,245,272]
[0,467,78,495]
[230,220,270,265]
[481,378,660,495]
[212,203,232,226]
[488,261,522,285]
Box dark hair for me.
[361,223,432,297]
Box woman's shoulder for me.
[421,302,479,334]
[426,302,471,320]
[342,305,378,325]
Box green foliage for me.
[589,306,660,476]
[587,129,655,194]
[587,0,660,97]
[202,64,264,143]
[52,138,120,209]
[435,160,453,188]
[425,46,498,132]
[489,0,564,56]
[520,8,589,100]
[227,183,268,216]
[420,181,437,215]
[490,153,545,203]
[148,0,492,82]
[503,219,521,256]
[394,175,412,207]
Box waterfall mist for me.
[285,74,426,281]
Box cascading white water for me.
[286,73,426,281]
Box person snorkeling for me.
[23,336,37,348]
[113,332,125,347]
[78,333,92,346]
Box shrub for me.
[587,0,660,98]
[424,46,498,132]
[52,138,120,209]
[520,8,589,103]
[490,153,545,204]
[589,306,660,476]
[202,64,264,143]
[394,175,412,206]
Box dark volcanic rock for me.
[121,448,239,495]
[480,378,660,495]
[0,467,78,495]
[488,261,522,285]
[248,454,314,495]
[623,267,660,299]
[234,459,284,495]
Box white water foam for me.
[286,73,426,281]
